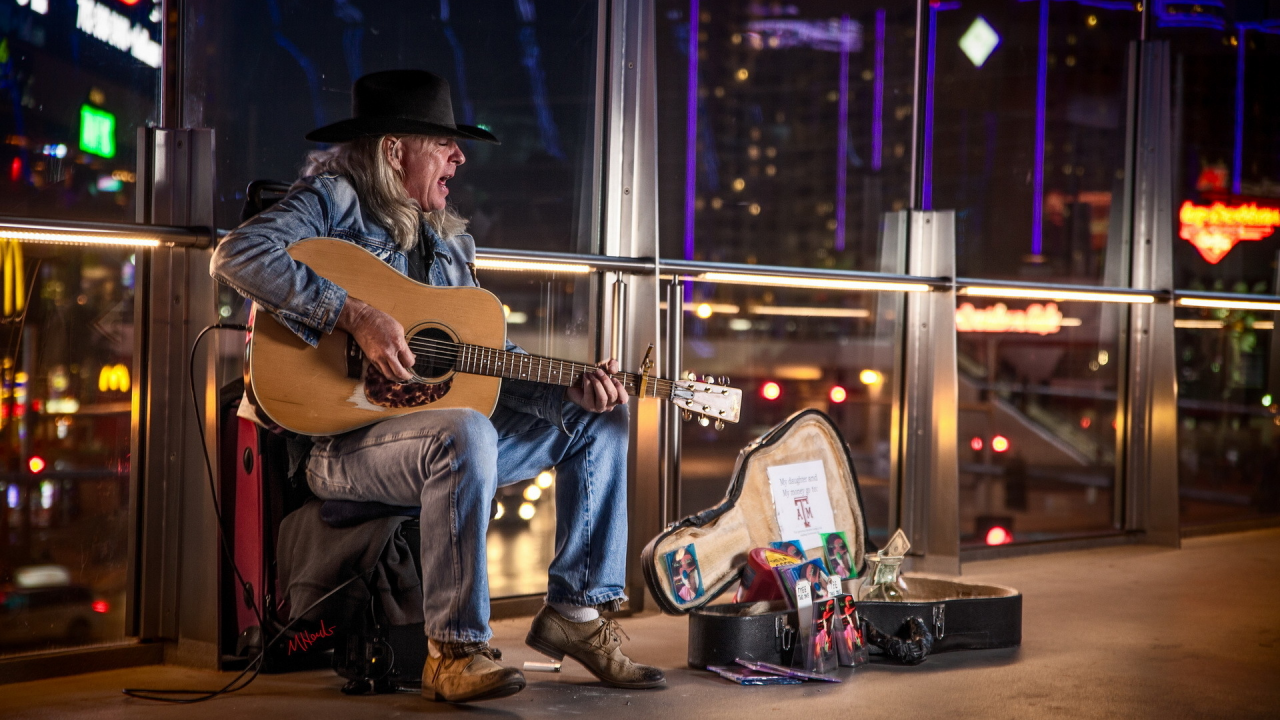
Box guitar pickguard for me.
[363,363,452,408]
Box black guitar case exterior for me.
[640,409,1021,668]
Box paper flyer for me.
[766,460,836,550]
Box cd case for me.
[706,664,803,685]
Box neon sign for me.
[75,0,161,68]
[1179,201,1280,264]
[79,105,116,158]
[956,302,1063,335]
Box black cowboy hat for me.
[305,69,499,144]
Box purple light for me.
[745,19,861,52]
[1232,27,1245,196]
[835,14,851,252]
[872,8,885,171]
[1031,0,1049,257]
[683,0,700,261]
[6,484,17,509]
[921,4,938,209]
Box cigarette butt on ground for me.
[523,661,562,673]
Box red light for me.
[9,157,20,182]
[829,386,847,403]
[991,435,1010,453]
[969,436,984,452]
[28,456,46,474]
[1080,417,1092,429]
[760,381,781,401]
[92,600,110,613]
[119,0,142,4]
[985,526,1013,546]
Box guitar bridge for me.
[346,334,364,379]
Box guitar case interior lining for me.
[641,409,1021,668]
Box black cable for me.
[123,322,371,703]
[123,573,367,702]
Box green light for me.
[79,105,116,158]
[1264,394,1273,408]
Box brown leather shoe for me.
[421,643,526,703]
[525,606,666,689]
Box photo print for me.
[821,531,856,579]
[664,544,705,604]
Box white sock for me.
[549,602,599,623]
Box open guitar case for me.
[641,409,1021,668]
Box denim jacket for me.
[210,173,567,434]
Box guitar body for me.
[248,237,506,436]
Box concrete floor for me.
[3,528,1278,719]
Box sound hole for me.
[408,326,458,381]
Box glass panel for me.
[1175,312,1279,526]
[467,268,595,597]
[677,281,900,548]
[1161,17,1280,526]
[957,299,1122,546]
[2,244,136,655]
[183,0,601,253]
[655,1,917,270]
[1166,24,1280,292]
[0,0,160,221]
[929,1,1140,283]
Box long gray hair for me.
[302,135,468,250]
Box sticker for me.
[794,579,812,609]
[664,544,705,604]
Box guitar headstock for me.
[671,374,742,430]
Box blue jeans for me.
[306,402,630,643]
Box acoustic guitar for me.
[247,237,743,436]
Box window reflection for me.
[677,281,899,546]
[656,1,917,270]
[957,299,1122,546]
[184,0,601,253]
[474,270,595,597]
[0,0,159,222]
[1175,312,1279,526]
[1,244,134,656]
[1162,15,1280,526]
[929,1,1139,283]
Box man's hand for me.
[336,296,416,381]
[567,359,629,413]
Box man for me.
[211,70,664,703]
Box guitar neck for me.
[453,343,675,399]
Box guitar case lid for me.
[641,409,1021,664]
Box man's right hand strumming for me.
[337,296,417,382]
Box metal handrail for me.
[955,276,1173,301]
[0,215,213,247]
[18,216,1276,307]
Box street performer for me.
[210,70,664,703]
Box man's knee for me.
[589,403,629,441]
[443,409,498,465]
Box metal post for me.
[1126,41,1180,547]
[132,127,220,665]
[603,0,662,611]
[661,278,685,525]
[898,211,960,574]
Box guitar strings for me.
[399,335,686,397]
[396,336,736,418]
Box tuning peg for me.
[718,376,729,386]
[703,375,714,384]
[697,415,710,427]
[681,409,693,422]
[715,419,725,431]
